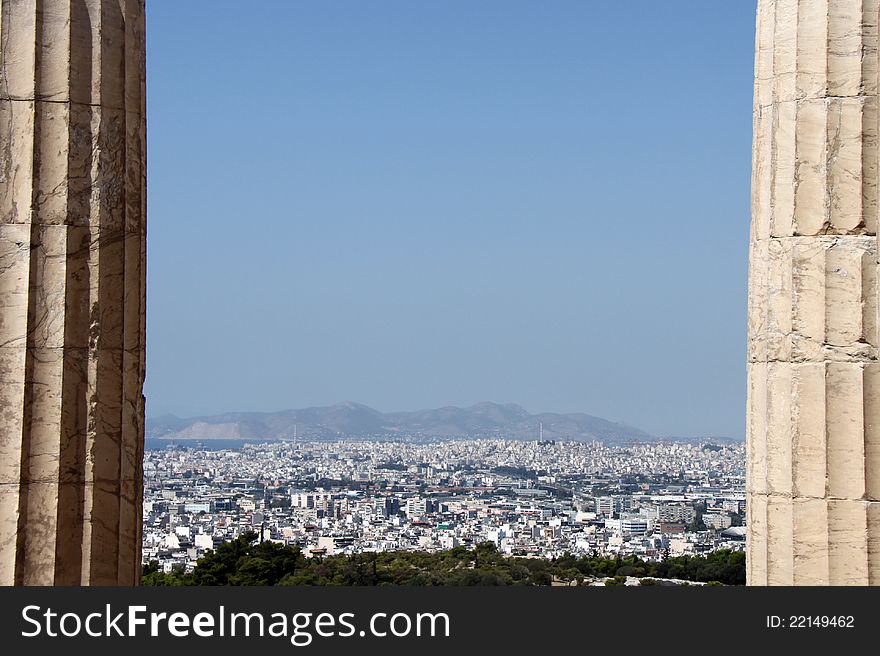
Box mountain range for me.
[146,401,655,443]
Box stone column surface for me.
[0,0,145,585]
[749,0,880,585]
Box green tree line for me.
[142,533,745,586]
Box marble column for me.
[0,0,145,585]
[748,0,880,584]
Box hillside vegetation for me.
[143,533,745,586]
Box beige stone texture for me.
[0,0,145,585]
[749,0,880,585]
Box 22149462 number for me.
[766,616,854,628]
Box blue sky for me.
[145,1,756,437]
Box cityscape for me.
[2,0,877,636]
[142,436,746,579]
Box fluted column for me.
[0,0,145,585]
[748,0,880,585]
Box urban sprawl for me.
[143,439,745,574]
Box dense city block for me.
[143,439,745,584]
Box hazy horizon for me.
[145,398,743,440]
[146,1,755,438]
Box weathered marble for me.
[0,0,145,585]
[748,0,880,585]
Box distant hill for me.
[146,401,654,443]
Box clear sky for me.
[145,1,757,438]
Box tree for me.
[142,542,746,587]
